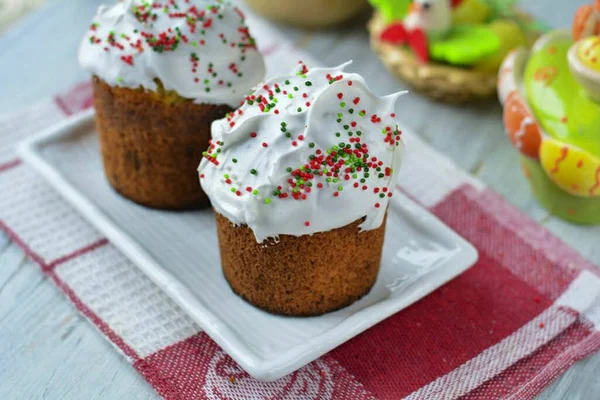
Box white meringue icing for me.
[78,0,265,108]
[199,62,406,243]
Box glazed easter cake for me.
[79,0,265,209]
[199,62,405,316]
[498,1,600,224]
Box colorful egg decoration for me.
[498,1,600,224]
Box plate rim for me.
[17,109,479,381]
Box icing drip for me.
[199,62,406,242]
[78,0,266,107]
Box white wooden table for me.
[1,1,599,398]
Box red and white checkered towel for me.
[2,20,600,399]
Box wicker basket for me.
[368,11,498,103]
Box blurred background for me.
[0,0,587,33]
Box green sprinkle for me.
[288,94,293,99]
[340,102,346,108]
[309,142,315,148]
[359,111,365,117]
[264,198,271,204]
[305,81,312,86]
[250,169,257,175]
[253,189,259,195]
[230,188,236,193]
[337,185,343,191]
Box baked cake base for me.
[93,77,232,210]
[215,213,387,316]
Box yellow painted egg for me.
[539,137,600,197]
[577,36,600,72]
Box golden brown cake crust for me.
[215,213,386,316]
[92,77,232,209]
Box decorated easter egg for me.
[577,36,600,72]
[502,90,542,159]
[525,33,600,158]
[539,138,600,197]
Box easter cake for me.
[198,62,405,316]
[79,0,265,209]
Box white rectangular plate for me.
[18,109,478,381]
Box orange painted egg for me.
[503,90,542,159]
